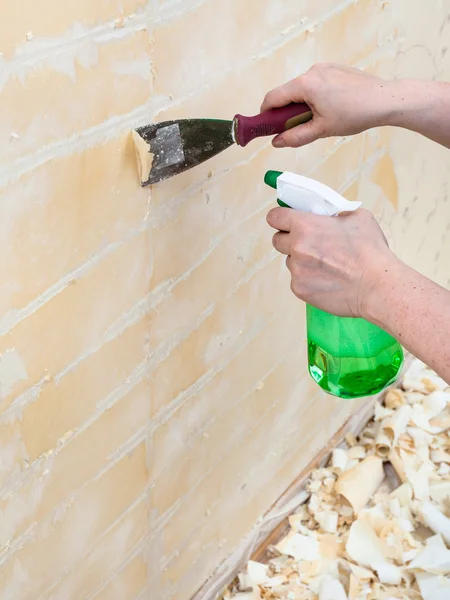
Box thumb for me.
[273,118,323,148]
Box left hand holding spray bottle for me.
[266,201,395,320]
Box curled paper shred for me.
[335,456,384,514]
[318,575,347,600]
[408,534,450,574]
[275,531,320,562]
[247,562,269,586]
[417,501,450,546]
[415,572,450,600]
[223,360,450,600]
[331,448,349,472]
[371,562,403,585]
[376,405,412,457]
[346,519,389,568]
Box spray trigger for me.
[265,170,361,216]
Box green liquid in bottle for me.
[307,305,404,399]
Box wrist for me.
[382,79,446,129]
[358,254,404,328]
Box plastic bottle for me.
[264,170,403,399]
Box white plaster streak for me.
[150,316,277,445]
[0,383,42,424]
[359,38,400,71]
[0,193,276,421]
[112,58,151,78]
[0,304,213,500]
[361,146,388,175]
[152,349,304,535]
[97,430,147,475]
[87,537,146,600]
[156,0,211,22]
[134,587,150,600]
[37,494,148,600]
[0,440,147,570]
[0,103,155,189]
[0,492,41,563]
[0,0,209,91]
[0,288,160,420]
[147,304,215,372]
[2,557,32,600]
[250,0,357,61]
[237,250,278,287]
[0,248,278,520]
[0,350,28,399]
[157,386,309,578]
[99,281,170,346]
[0,225,147,337]
[96,361,149,413]
[149,295,275,434]
[0,16,149,90]
[0,365,149,499]
[53,282,169,384]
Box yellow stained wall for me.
[0,1,449,599]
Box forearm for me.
[364,259,450,385]
[382,79,450,148]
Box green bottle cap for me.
[264,170,283,189]
[264,170,290,208]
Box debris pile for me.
[225,360,450,600]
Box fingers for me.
[266,207,293,232]
[272,119,323,148]
[261,77,305,112]
[272,231,290,255]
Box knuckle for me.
[263,90,274,104]
[291,244,302,259]
[314,120,328,138]
[302,214,318,230]
[266,207,276,223]
[290,278,303,298]
[290,236,305,257]
[272,231,284,250]
[359,208,376,222]
[285,131,304,148]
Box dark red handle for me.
[234,103,312,147]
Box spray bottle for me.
[264,170,403,399]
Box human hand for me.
[266,207,397,318]
[261,63,399,148]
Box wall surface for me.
[0,1,450,599]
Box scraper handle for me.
[234,103,312,147]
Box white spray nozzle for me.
[276,171,361,216]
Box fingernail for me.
[273,137,286,148]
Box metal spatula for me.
[132,103,312,186]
